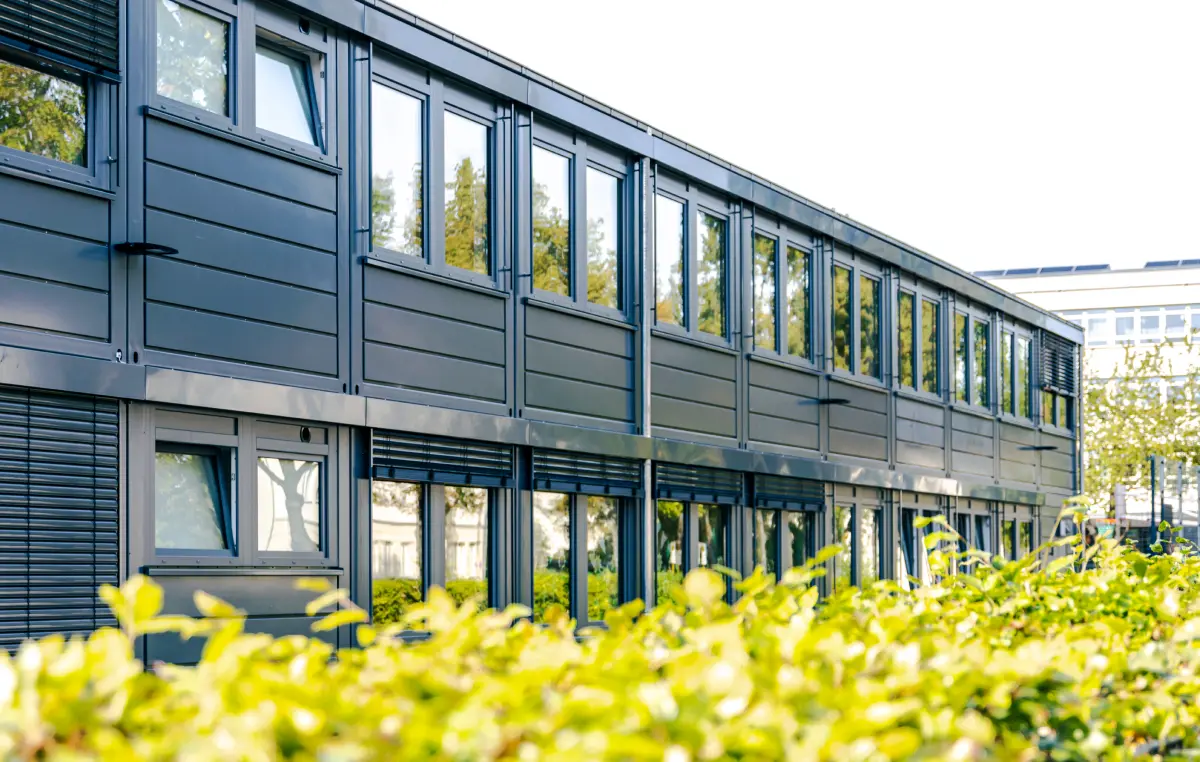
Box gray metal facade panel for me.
[746,360,820,452]
[998,423,1038,485]
[0,387,118,648]
[894,397,946,471]
[827,380,888,461]
[649,336,737,441]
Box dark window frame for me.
[153,441,237,558]
[951,300,995,412]
[654,499,734,603]
[652,171,737,348]
[752,505,821,579]
[531,491,626,626]
[368,76,428,259]
[997,322,1036,422]
[253,449,328,562]
[251,3,331,159]
[829,252,887,386]
[150,0,237,129]
[749,212,817,366]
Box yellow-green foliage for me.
[6,527,1200,760]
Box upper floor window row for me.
[752,225,812,361]
[654,183,730,339]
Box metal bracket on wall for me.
[113,242,178,256]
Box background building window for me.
[833,266,852,372]
[532,145,572,296]
[898,291,915,388]
[696,211,727,338]
[255,44,319,146]
[921,299,940,394]
[156,0,228,116]
[752,233,777,350]
[371,83,423,255]
[443,111,490,275]
[0,56,86,165]
[256,457,321,552]
[585,168,621,309]
[654,195,685,326]
[786,247,811,359]
[154,445,234,552]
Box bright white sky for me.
[396,0,1200,274]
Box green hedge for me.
[8,523,1200,758]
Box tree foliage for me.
[1083,340,1200,511]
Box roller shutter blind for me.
[531,450,643,497]
[1040,332,1078,397]
[654,463,743,504]
[0,0,120,77]
[0,388,119,649]
[752,474,824,511]
[371,430,513,487]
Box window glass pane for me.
[1056,393,1070,428]
[532,146,571,296]
[900,509,917,586]
[955,513,971,558]
[1002,519,1015,559]
[1019,521,1033,556]
[898,291,915,388]
[697,504,727,572]
[156,0,228,115]
[1086,316,1110,347]
[654,195,685,326]
[154,449,231,550]
[586,168,620,309]
[786,511,812,570]
[786,247,811,359]
[255,45,317,145]
[1001,333,1013,414]
[861,508,880,585]
[371,84,423,255]
[832,505,853,593]
[860,276,881,378]
[371,481,421,624]
[0,58,85,165]
[586,496,619,621]
[1016,336,1030,417]
[256,458,321,552]
[697,212,727,337]
[445,486,489,608]
[752,508,778,577]
[832,266,852,371]
[752,234,777,350]
[955,313,968,403]
[1166,311,1186,339]
[1115,315,1135,345]
[973,320,990,407]
[973,514,992,554]
[921,299,940,394]
[655,500,684,607]
[1042,389,1054,424]
[1140,313,1161,344]
[1192,312,1200,338]
[532,492,570,622]
[444,111,490,275]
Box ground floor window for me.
[533,492,623,624]
[655,500,731,606]
[899,508,942,587]
[753,507,819,579]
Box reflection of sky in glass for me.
[444,111,487,186]
[654,194,684,325]
[533,146,571,218]
[371,84,422,254]
[586,168,620,308]
[256,46,315,144]
[533,146,572,295]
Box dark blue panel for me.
[0,222,110,292]
[0,273,108,341]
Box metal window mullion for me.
[572,137,588,304]
[427,484,447,591]
[427,77,447,271]
[570,494,588,622]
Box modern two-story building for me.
[0,0,1081,658]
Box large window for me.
[973,319,990,407]
[370,82,423,255]
[752,233,777,351]
[998,330,1034,418]
[832,259,884,380]
[655,500,730,606]
[534,492,623,624]
[1016,336,1031,417]
[753,508,819,578]
[444,111,490,275]
[1001,332,1013,413]
[953,309,994,408]
[900,291,941,394]
[860,275,882,379]
[586,168,621,310]
[371,481,491,626]
[155,0,229,117]
[832,266,852,372]
[154,445,235,552]
[899,507,941,588]
[751,222,814,360]
[653,178,732,341]
[921,298,940,394]
[831,504,853,594]
[954,313,969,403]
[786,246,812,359]
[0,55,86,166]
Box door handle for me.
[113,242,179,256]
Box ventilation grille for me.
[753,474,824,510]
[1040,332,1078,396]
[0,388,119,650]
[654,462,743,504]
[532,450,643,497]
[0,0,120,77]
[371,431,513,487]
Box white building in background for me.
[979,260,1200,534]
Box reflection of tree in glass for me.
[586,169,620,309]
[899,292,915,387]
[973,321,990,406]
[753,509,778,576]
[156,0,227,115]
[832,267,852,371]
[445,158,488,274]
[955,314,969,402]
[586,496,618,618]
[859,276,880,378]
[654,196,685,325]
[786,247,810,358]
[258,459,319,552]
[1001,333,1013,413]
[0,60,85,165]
[532,179,571,295]
[154,453,225,550]
[921,300,940,394]
[372,165,422,253]
[697,213,726,337]
[752,235,776,350]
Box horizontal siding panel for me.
[951,411,994,437]
[748,413,819,451]
[365,302,504,367]
[651,365,735,409]
[952,451,994,477]
[1000,460,1037,484]
[896,441,945,470]
[951,429,994,457]
[146,210,336,293]
[895,418,944,448]
[999,422,1037,446]
[526,337,632,391]
[828,381,888,413]
[146,119,337,211]
[1041,450,1074,473]
[526,374,632,423]
[896,397,944,427]
[0,273,107,340]
[0,222,109,292]
[748,360,819,397]
[364,268,505,329]
[1043,468,1073,489]
[148,615,333,664]
[145,303,337,376]
[829,405,887,435]
[526,306,631,359]
[145,164,336,252]
[0,173,107,242]
[829,429,886,460]
[158,575,340,617]
[364,343,506,403]
[651,396,735,439]
[146,257,336,335]
[747,386,819,424]
[999,440,1037,464]
[651,336,736,380]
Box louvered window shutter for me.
[0,0,120,78]
[1040,333,1077,396]
[752,474,824,511]
[653,463,744,504]
[0,388,119,649]
[531,450,643,497]
[370,430,514,487]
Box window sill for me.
[997,414,1036,430]
[827,370,887,392]
[522,294,633,330]
[146,566,345,576]
[894,387,946,406]
[949,403,995,421]
[649,327,736,355]
[745,350,820,375]
[362,255,506,299]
